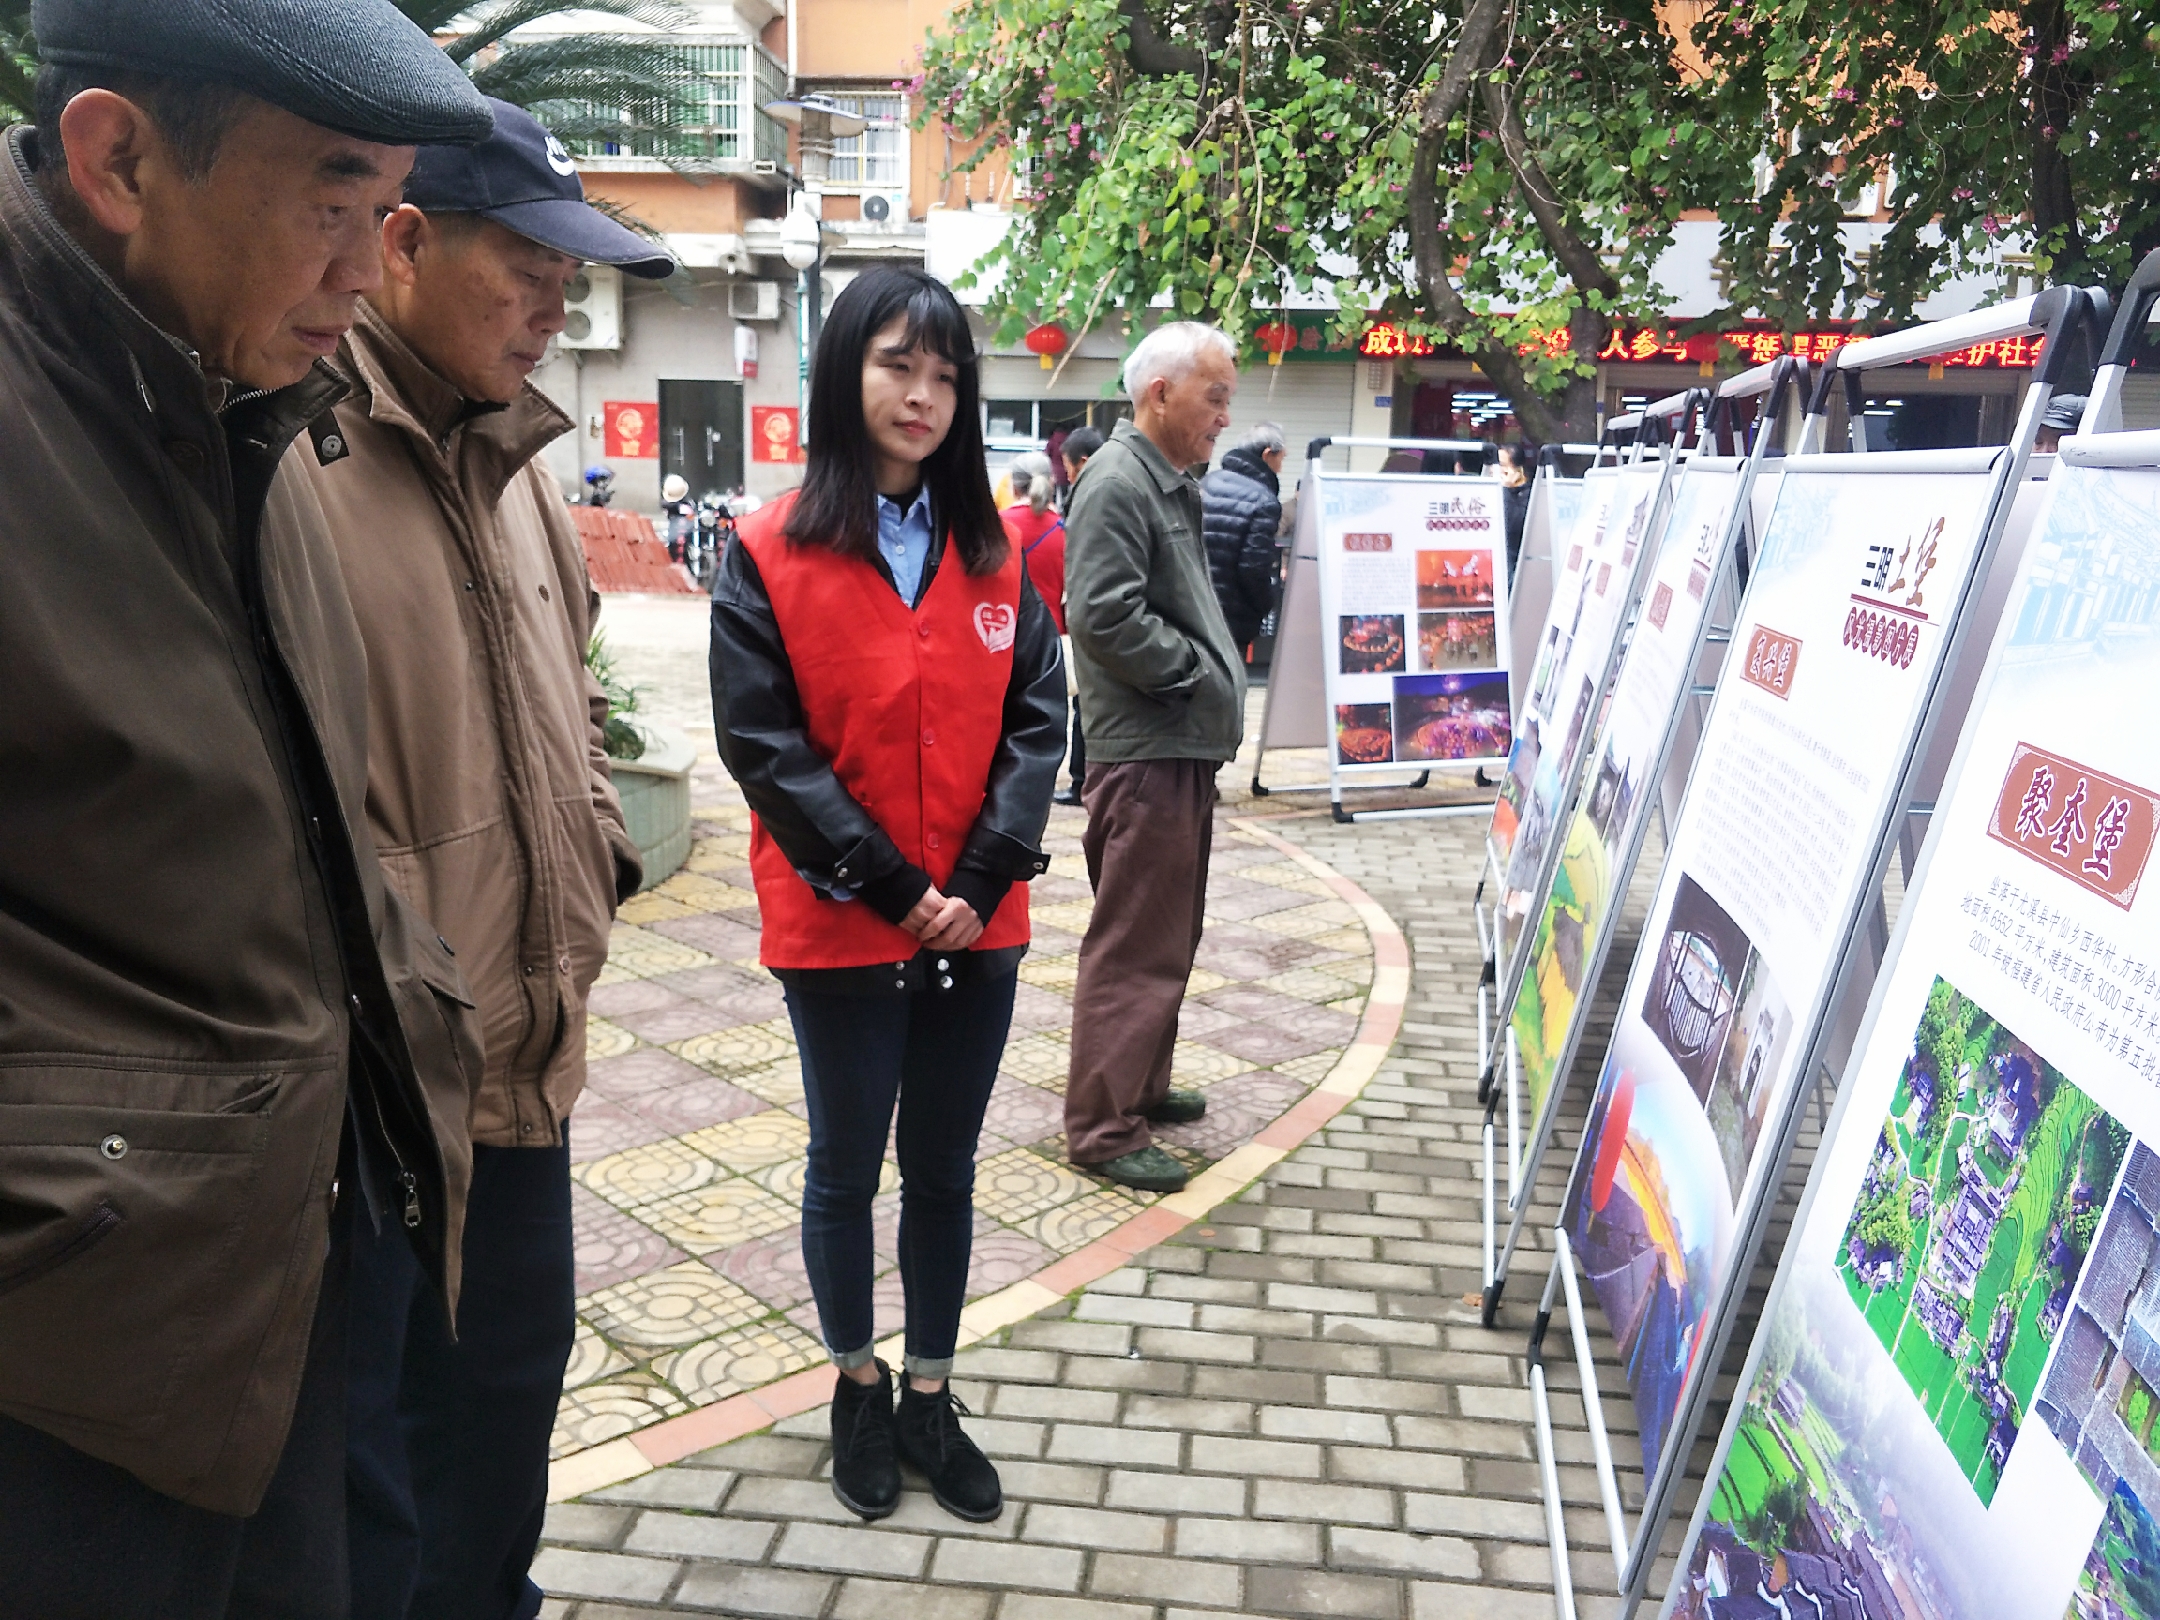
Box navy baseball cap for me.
[33,0,494,146]
[405,99,677,279]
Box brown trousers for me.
[1064,759,1218,1165]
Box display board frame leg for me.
[1529,1228,1637,1619]
[1480,1026,1524,1326]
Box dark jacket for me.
[0,128,482,1515]
[708,513,1064,989]
[1200,444,1283,649]
[1065,420,1248,764]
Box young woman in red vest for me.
[711,267,1064,1524]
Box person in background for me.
[1061,323,1246,1194]
[1002,450,1066,634]
[710,267,1063,1526]
[1053,427,1106,805]
[1061,426,1105,509]
[661,472,695,562]
[0,4,493,1613]
[305,98,672,1620]
[1200,420,1286,662]
[2036,393,2087,455]
[582,464,614,505]
[1494,442,1532,582]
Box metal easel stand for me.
[1466,396,1708,1313]
[1480,358,1813,1329]
[1525,283,2108,1620]
[1527,1226,1634,1620]
[1479,1024,1521,1304]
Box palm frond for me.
[436,0,688,65]
[470,35,695,112]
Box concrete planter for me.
[608,722,698,893]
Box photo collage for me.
[1321,482,1512,769]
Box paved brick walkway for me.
[532,774,1689,1617]
[558,599,1390,1485]
[536,596,1786,1619]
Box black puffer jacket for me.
[1201,444,1283,649]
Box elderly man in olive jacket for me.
[1061,323,1246,1194]
[0,4,491,1616]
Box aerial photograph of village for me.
[1838,976,2128,1506]
[2037,1142,2160,1619]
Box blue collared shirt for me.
[876,485,934,605]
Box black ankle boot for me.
[895,1381,1003,1522]
[829,1361,900,1519]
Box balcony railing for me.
[565,39,787,167]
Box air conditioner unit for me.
[559,264,622,350]
[859,192,907,227]
[729,280,782,322]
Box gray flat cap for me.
[33,0,494,146]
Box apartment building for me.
[527,0,2041,512]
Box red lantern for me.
[1023,322,1070,370]
[1255,319,1298,367]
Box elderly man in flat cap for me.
[0,2,493,1616]
[304,99,674,1620]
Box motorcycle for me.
[685,492,734,586]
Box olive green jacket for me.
[1063,420,1247,763]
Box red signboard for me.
[751,405,804,465]
[602,400,658,459]
[1988,743,2160,911]
[1355,320,2045,370]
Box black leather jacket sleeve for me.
[708,536,1061,929]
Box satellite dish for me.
[862,194,891,224]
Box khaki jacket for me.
[1065,420,1248,763]
[307,307,637,1149]
[0,129,482,1515]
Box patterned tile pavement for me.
[557,598,1388,1474]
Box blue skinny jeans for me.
[784,970,1015,1379]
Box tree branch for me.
[1417,0,1510,133]
[1482,77,1619,303]
[1118,0,1205,77]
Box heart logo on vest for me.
[974,602,1016,653]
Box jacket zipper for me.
[353,1017,424,1230]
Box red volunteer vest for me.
[741,496,1032,969]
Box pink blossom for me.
[2051,42,2071,61]
[1954,186,1974,200]
[1068,122,1082,148]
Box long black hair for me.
[784,266,1008,576]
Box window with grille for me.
[815,92,905,189]
[560,40,786,165]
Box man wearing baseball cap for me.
[303,98,672,1620]
[0,2,494,1616]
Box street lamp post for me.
[778,198,822,420]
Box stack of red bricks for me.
[572,507,696,597]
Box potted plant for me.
[588,631,695,891]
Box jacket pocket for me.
[0,1198,121,1299]
[0,1066,285,1439]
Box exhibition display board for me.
[1477,364,1812,1327]
[1562,453,2000,1500]
[1313,471,1515,776]
[1489,454,1674,1004]
[1508,470,1583,722]
[1661,478,2160,1610]
[1525,285,2106,1620]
